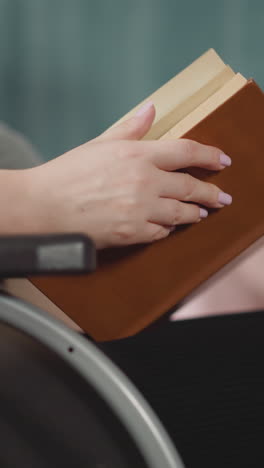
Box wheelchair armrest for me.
[0,233,96,278]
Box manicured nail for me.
[135,101,154,117]
[200,208,208,218]
[218,192,232,205]
[219,153,232,167]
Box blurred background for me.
[0,0,263,160]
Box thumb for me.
[95,101,155,142]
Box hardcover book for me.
[7,49,264,341]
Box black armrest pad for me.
[0,234,96,278]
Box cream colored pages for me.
[112,49,235,139]
[160,73,247,140]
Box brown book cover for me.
[30,80,264,341]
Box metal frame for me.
[0,292,185,468]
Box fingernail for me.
[219,153,232,167]
[200,208,208,218]
[218,192,232,205]
[135,101,154,117]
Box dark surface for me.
[99,311,264,468]
[0,322,147,468]
[0,233,96,277]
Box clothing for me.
[99,311,264,468]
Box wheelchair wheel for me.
[0,292,184,468]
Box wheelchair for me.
[0,233,184,468]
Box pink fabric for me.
[170,237,264,322]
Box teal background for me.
[0,0,263,160]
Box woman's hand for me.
[26,102,232,249]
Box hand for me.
[27,102,232,249]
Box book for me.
[6,49,264,341]
[112,49,235,139]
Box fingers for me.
[133,138,231,172]
[120,197,210,246]
[137,223,173,244]
[95,101,156,142]
[148,198,207,226]
[139,195,211,245]
[157,172,232,208]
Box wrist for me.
[0,167,46,235]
